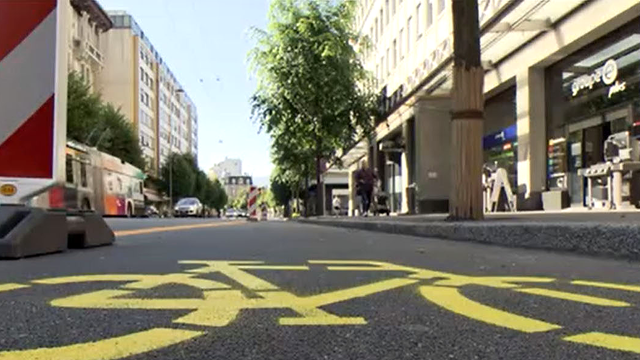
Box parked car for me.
[225,208,238,218]
[174,198,204,217]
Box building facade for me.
[67,0,112,91]
[222,175,253,200]
[209,158,243,180]
[97,11,198,175]
[340,0,640,214]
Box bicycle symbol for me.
[0,260,639,359]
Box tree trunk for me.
[304,175,310,218]
[315,155,325,217]
[450,0,484,220]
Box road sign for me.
[0,0,68,204]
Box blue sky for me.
[98,0,273,185]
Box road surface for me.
[1,218,640,359]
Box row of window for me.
[140,67,154,89]
[139,133,155,150]
[140,48,153,68]
[140,90,151,108]
[139,109,153,129]
[371,0,445,83]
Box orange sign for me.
[0,184,17,196]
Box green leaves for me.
[249,0,378,183]
[67,72,145,170]
[158,153,227,212]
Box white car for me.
[174,198,204,217]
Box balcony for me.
[85,41,104,66]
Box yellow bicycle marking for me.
[0,283,29,292]
[420,285,562,333]
[515,288,631,307]
[564,332,640,354]
[0,328,204,360]
[0,260,639,358]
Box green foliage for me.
[270,171,293,207]
[230,189,249,210]
[159,153,228,212]
[67,72,145,169]
[249,0,377,184]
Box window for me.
[392,0,396,15]
[407,17,412,52]
[385,0,389,24]
[80,162,87,188]
[392,39,397,68]
[374,18,379,43]
[438,0,445,14]
[399,28,404,58]
[416,3,423,38]
[65,155,74,184]
[140,67,144,81]
[386,48,390,75]
[380,56,384,78]
[427,0,434,28]
[379,9,383,33]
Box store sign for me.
[483,124,517,150]
[571,59,627,98]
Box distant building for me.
[210,158,242,179]
[222,175,253,200]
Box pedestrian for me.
[354,159,377,217]
[332,195,342,217]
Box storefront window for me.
[483,86,517,192]
[546,18,640,206]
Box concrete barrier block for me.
[67,212,114,248]
[0,206,67,259]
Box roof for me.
[70,0,113,31]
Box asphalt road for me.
[1,218,640,359]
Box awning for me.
[144,189,166,203]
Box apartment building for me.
[67,0,112,91]
[340,0,640,215]
[209,158,243,180]
[97,11,198,175]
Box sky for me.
[98,0,273,185]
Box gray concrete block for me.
[0,206,67,259]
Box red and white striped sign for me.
[0,0,68,204]
[247,186,259,220]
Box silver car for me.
[174,198,203,217]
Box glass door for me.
[567,130,584,205]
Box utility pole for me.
[449,0,484,220]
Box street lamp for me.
[168,88,185,215]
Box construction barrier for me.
[247,186,259,221]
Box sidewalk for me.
[297,210,640,260]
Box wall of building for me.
[99,29,135,125]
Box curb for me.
[297,218,640,261]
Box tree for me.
[250,0,377,216]
[230,189,249,210]
[67,72,145,169]
[159,153,196,202]
[211,179,228,215]
[270,171,293,217]
[449,0,484,220]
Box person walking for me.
[355,159,377,217]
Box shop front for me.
[546,18,640,208]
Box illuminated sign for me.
[571,59,627,98]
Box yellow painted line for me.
[0,283,29,292]
[51,290,205,310]
[515,288,630,307]
[180,261,281,291]
[33,274,148,285]
[114,221,244,237]
[433,276,556,289]
[564,332,640,354]
[236,265,310,270]
[419,285,561,333]
[0,327,204,360]
[572,280,640,293]
[305,278,419,307]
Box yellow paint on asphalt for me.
[180,261,282,290]
[432,276,556,289]
[113,220,244,237]
[33,274,152,285]
[419,285,562,333]
[572,280,640,293]
[0,283,29,292]
[33,273,230,291]
[0,328,204,360]
[236,265,310,270]
[515,288,631,307]
[564,332,640,354]
[51,289,205,309]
